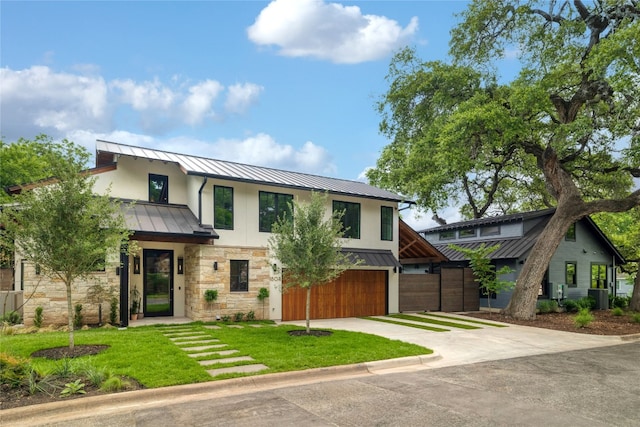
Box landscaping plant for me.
[574,308,594,328]
[34,306,43,328]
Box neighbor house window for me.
[381,206,393,241]
[480,225,500,237]
[439,231,455,240]
[591,263,607,289]
[333,201,361,239]
[566,262,577,287]
[259,191,293,232]
[459,228,476,238]
[565,223,576,241]
[149,174,168,204]
[214,186,234,230]
[230,260,249,292]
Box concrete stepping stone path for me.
[159,324,270,377]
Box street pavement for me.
[3,314,640,426]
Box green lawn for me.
[1,322,432,388]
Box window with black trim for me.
[538,270,550,298]
[591,263,607,289]
[149,174,168,204]
[480,225,500,237]
[459,228,476,238]
[230,260,249,292]
[566,262,577,287]
[259,191,293,232]
[214,186,234,230]
[565,223,576,241]
[439,231,455,240]
[381,206,393,241]
[333,201,360,239]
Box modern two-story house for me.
[420,209,625,309]
[15,140,407,326]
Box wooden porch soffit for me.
[399,219,448,264]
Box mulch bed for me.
[31,345,110,359]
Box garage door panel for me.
[282,270,387,321]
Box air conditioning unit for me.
[549,283,566,300]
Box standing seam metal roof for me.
[96,140,406,202]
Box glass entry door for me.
[143,249,173,316]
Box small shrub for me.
[221,315,231,322]
[632,313,640,324]
[246,310,255,321]
[577,296,596,310]
[574,308,594,328]
[563,299,579,313]
[73,304,83,328]
[537,300,552,314]
[52,358,75,379]
[612,296,630,309]
[1,310,22,325]
[548,300,559,312]
[60,379,86,397]
[109,297,119,325]
[100,376,130,392]
[204,289,218,303]
[611,307,624,316]
[34,306,44,328]
[234,312,245,322]
[0,352,30,388]
[79,361,108,387]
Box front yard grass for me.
[1,322,431,389]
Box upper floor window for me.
[459,228,476,238]
[333,201,360,239]
[259,191,293,232]
[230,260,249,292]
[439,231,455,241]
[214,186,234,230]
[381,206,393,241]
[149,174,168,204]
[565,223,576,241]
[480,225,500,237]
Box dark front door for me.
[143,249,173,317]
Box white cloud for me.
[247,0,418,64]
[110,78,175,111]
[225,83,264,114]
[181,80,224,125]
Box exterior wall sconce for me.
[133,256,141,274]
[272,263,279,273]
[393,266,397,273]
[582,249,588,254]
[177,257,184,275]
[213,261,218,271]
[116,266,120,276]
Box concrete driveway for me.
[281,312,630,369]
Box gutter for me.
[198,177,208,225]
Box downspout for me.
[198,177,208,226]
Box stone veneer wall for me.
[20,261,120,327]
[184,245,271,321]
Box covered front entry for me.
[281,270,388,321]
[143,249,174,317]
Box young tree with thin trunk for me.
[370,1,640,320]
[269,192,357,334]
[1,137,131,350]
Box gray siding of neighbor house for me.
[479,259,518,309]
[423,222,523,245]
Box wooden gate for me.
[281,270,387,321]
[399,267,478,312]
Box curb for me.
[1,354,437,425]
[620,333,640,342]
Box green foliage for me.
[1,310,22,325]
[612,307,624,316]
[60,379,86,397]
[610,295,630,310]
[632,313,640,324]
[109,297,119,325]
[563,299,579,313]
[246,310,255,321]
[0,352,30,388]
[577,296,597,311]
[537,300,552,314]
[574,308,594,328]
[449,243,514,311]
[221,315,231,322]
[204,289,218,303]
[130,288,141,315]
[34,306,43,328]
[100,376,130,392]
[233,312,244,322]
[257,287,269,301]
[73,304,83,329]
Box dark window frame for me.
[149,174,169,204]
[214,185,234,230]
[459,228,476,239]
[566,261,577,287]
[591,263,607,289]
[565,223,576,241]
[259,191,293,233]
[381,206,393,241]
[230,260,249,292]
[480,225,501,237]
[333,200,361,239]
[439,231,455,241]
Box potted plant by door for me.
[130,288,141,321]
[204,289,218,320]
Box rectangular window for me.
[565,223,576,241]
[259,191,293,232]
[459,228,476,238]
[566,262,577,287]
[20,260,25,291]
[381,206,393,241]
[214,186,234,230]
[230,260,249,292]
[333,201,361,239]
[149,174,169,204]
[439,231,455,241]
[480,225,500,237]
[591,263,607,289]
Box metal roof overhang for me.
[341,248,402,268]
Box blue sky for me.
[1,0,485,230]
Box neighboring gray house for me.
[420,209,625,309]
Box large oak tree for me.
[369,0,640,319]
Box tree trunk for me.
[65,282,75,351]
[504,209,576,320]
[630,272,640,312]
[305,286,311,334]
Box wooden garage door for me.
[281,270,387,321]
